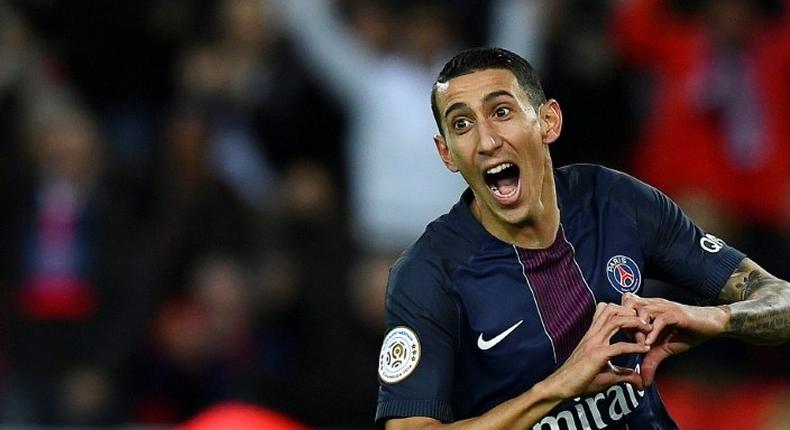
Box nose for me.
[477,120,503,155]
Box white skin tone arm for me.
[488,0,548,71]
[385,303,652,430]
[622,257,790,386]
[274,0,373,104]
[387,257,790,428]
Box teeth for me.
[486,163,513,175]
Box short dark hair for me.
[430,47,546,137]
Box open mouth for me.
[484,162,521,204]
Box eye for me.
[453,117,472,131]
[494,106,511,118]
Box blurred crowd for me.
[0,0,788,428]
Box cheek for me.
[523,147,546,187]
[449,142,475,170]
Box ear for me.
[434,134,459,172]
[539,99,563,144]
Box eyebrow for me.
[483,90,516,104]
[443,102,467,120]
[443,90,517,120]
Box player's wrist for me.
[679,303,730,338]
[533,373,573,403]
[715,304,734,336]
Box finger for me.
[617,371,646,391]
[619,371,646,391]
[620,302,651,345]
[589,303,625,333]
[621,292,639,307]
[646,314,672,346]
[595,369,646,392]
[640,347,670,386]
[621,292,649,310]
[611,315,652,331]
[634,307,651,344]
[607,341,651,358]
[588,302,611,333]
[593,302,608,319]
[622,293,655,321]
[607,360,635,375]
[640,360,657,387]
[596,302,644,321]
[590,305,651,342]
[590,302,609,331]
[619,295,645,342]
[601,316,652,341]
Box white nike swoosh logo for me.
[477,320,524,350]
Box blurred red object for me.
[178,402,310,430]
[658,377,790,429]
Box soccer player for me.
[375,47,790,429]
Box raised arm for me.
[717,258,790,345]
[385,303,652,430]
[488,0,548,71]
[276,0,374,103]
[622,257,790,385]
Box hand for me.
[621,293,728,386]
[546,303,652,399]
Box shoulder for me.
[387,210,477,304]
[556,164,657,210]
[556,164,650,192]
[389,219,463,290]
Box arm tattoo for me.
[719,261,764,303]
[719,259,790,345]
[734,270,761,301]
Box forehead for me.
[435,68,526,113]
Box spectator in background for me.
[611,0,790,250]
[130,255,258,424]
[143,0,355,424]
[250,160,377,426]
[277,0,468,252]
[144,107,257,303]
[176,0,277,209]
[177,0,346,209]
[0,93,145,425]
[8,0,184,178]
[540,0,636,170]
[0,4,50,177]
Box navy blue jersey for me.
[375,165,745,429]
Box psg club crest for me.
[606,255,642,293]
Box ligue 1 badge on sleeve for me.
[378,326,421,384]
[606,255,642,294]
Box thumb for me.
[640,348,669,386]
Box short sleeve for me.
[375,251,459,426]
[623,176,746,299]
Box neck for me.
[510,205,560,249]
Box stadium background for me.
[0,0,788,428]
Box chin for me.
[494,206,532,226]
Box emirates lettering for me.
[533,381,645,430]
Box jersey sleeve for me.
[375,249,459,426]
[620,174,746,300]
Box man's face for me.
[433,68,561,229]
